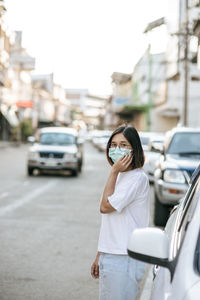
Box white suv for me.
[27,127,83,176]
[153,127,200,226]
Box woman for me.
[91,125,150,300]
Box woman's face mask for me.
[108,146,132,163]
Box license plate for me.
[46,159,57,166]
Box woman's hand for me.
[112,153,133,173]
[91,253,100,279]
[100,154,132,214]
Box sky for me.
[4,0,167,95]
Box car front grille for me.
[39,152,64,159]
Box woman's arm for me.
[100,154,132,214]
[100,168,119,213]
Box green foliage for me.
[10,125,20,142]
[20,118,33,141]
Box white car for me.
[143,134,165,183]
[128,164,200,300]
[139,131,152,152]
[91,130,112,152]
[27,127,83,176]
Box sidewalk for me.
[0,141,21,149]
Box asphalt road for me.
[0,142,155,300]
[0,141,112,300]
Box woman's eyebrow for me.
[111,140,129,143]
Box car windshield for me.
[39,132,75,145]
[167,132,200,155]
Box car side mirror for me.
[27,136,35,143]
[127,228,175,280]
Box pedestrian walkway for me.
[0,141,20,149]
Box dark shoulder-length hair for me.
[106,125,144,169]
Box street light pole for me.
[183,0,189,126]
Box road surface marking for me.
[0,180,58,216]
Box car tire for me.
[78,160,82,172]
[154,192,170,227]
[71,169,78,177]
[27,167,34,176]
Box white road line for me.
[0,192,9,199]
[0,180,58,216]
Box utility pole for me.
[183,0,189,126]
[147,45,152,131]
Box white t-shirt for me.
[98,168,150,255]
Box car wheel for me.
[27,167,34,176]
[71,169,78,177]
[78,161,82,172]
[154,192,170,227]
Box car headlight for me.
[64,153,76,159]
[29,151,39,160]
[163,169,185,184]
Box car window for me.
[167,132,200,155]
[171,179,200,258]
[39,133,75,145]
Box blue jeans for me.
[98,253,146,300]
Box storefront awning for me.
[16,101,34,108]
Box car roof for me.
[169,127,200,134]
[38,127,78,136]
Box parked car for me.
[143,133,165,183]
[139,131,152,152]
[27,127,83,176]
[128,163,200,300]
[153,127,200,226]
[92,130,112,152]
